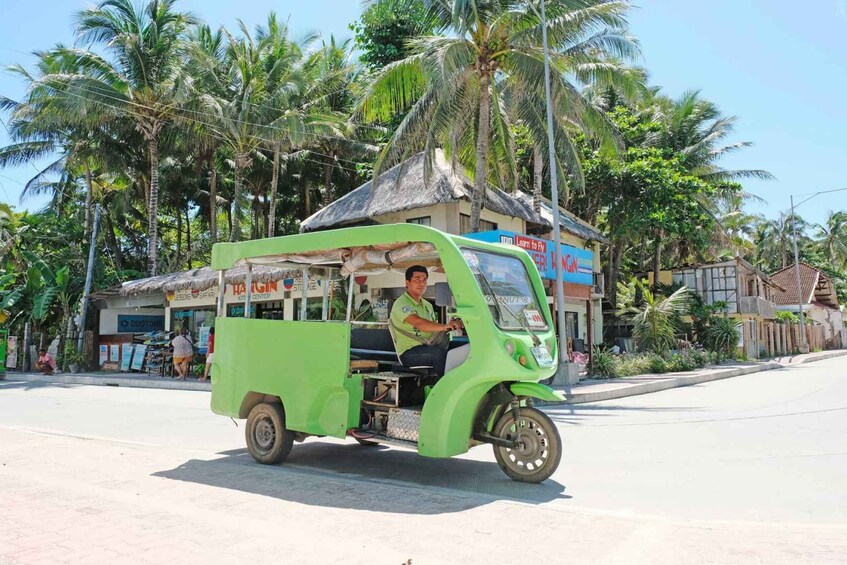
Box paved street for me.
[1,357,847,564]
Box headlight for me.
[504,340,516,356]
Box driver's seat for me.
[387,321,435,377]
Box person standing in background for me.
[171,328,194,380]
[200,327,214,382]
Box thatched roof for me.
[514,191,609,244]
[300,150,549,232]
[120,264,296,296]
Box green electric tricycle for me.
[209,224,564,483]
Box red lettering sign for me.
[531,251,547,273]
[559,254,579,273]
[515,235,547,253]
[231,280,280,296]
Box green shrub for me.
[591,346,617,378]
[613,353,651,377]
[668,352,694,372]
[704,317,741,357]
[647,353,668,373]
[775,310,799,324]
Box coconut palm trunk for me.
[102,212,122,271]
[471,72,491,232]
[268,146,280,238]
[323,154,334,206]
[533,147,543,213]
[84,164,93,234]
[303,178,312,219]
[147,136,160,275]
[185,206,192,269]
[175,207,182,267]
[231,154,249,242]
[652,231,662,291]
[209,167,218,244]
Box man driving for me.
[390,265,461,376]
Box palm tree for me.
[303,36,378,210]
[255,14,319,235]
[617,278,690,354]
[37,0,197,274]
[197,20,278,242]
[649,90,774,184]
[755,211,808,271]
[185,23,228,244]
[359,0,642,232]
[815,211,847,270]
[0,48,115,228]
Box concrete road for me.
[1,357,846,564]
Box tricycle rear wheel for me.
[245,403,294,465]
[492,407,561,483]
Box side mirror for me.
[435,282,454,307]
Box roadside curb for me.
[546,349,847,405]
[774,350,847,366]
[0,372,211,391]
[550,362,781,405]
[3,350,845,399]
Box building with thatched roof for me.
[300,149,607,245]
[93,263,332,371]
[301,149,608,356]
[97,149,611,370]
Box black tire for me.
[245,403,294,465]
[492,406,561,483]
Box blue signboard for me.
[120,344,134,371]
[465,230,594,285]
[130,344,147,371]
[117,314,165,333]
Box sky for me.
[0,0,844,227]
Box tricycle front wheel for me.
[492,407,561,483]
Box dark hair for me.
[38,348,47,353]
[209,326,215,335]
[405,265,428,281]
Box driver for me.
[390,265,461,376]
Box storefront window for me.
[293,298,325,320]
[172,308,215,340]
[227,301,284,319]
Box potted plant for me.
[63,344,85,373]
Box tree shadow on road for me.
[0,379,82,391]
[154,440,570,515]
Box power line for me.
[32,81,378,173]
[46,79,384,150]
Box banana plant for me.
[0,273,23,324]
[20,250,80,369]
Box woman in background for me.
[200,327,214,382]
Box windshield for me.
[461,247,549,331]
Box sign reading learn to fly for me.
[466,230,594,285]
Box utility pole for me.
[789,195,808,353]
[539,0,572,383]
[788,187,847,353]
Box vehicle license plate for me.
[531,346,553,366]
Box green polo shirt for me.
[390,292,438,356]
